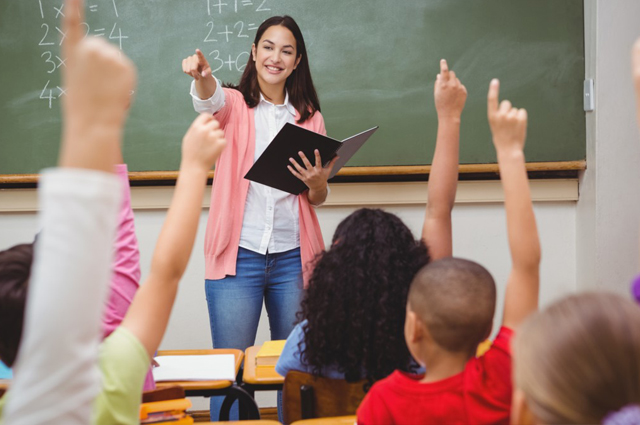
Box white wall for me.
[577,0,640,294]
[0,196,577,409]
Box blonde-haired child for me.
[512,293,640,425]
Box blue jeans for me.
[205,247,303,421]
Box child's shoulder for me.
[370,370,425,395]
[486,326,514,356]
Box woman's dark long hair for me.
[297,208,430,386]
[231,16,320,124]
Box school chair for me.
[282,371,366,425]
[291,416,356,425]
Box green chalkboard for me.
[0,0,585,175]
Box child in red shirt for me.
[357,79,541,425]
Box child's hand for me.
[434,59,467,119]
[182,49,214,82]
[181,113,227,171]
[62,0,136,133]
[487,79,527,153]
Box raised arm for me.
[102,163,141,338]
[422,59,467,260]
[183,49,218,100]
[4,0,136,423]
[487,79,541,331]
[121,114,226,358]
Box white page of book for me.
[152,354,235,382]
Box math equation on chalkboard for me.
[201,0,273,73]
[34,0,275,109]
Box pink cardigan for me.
[204,88,325,287]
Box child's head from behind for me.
[406,258,496,361]
[0,243,34,367]
[299,208,430,382]
[512,293,640,425]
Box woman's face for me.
[251,25,301,93]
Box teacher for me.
[181,15,334,419]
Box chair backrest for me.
[282,371,366,425]
[142,385,185,403]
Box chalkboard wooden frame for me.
[0,0,586,178]
[0,161,586,185]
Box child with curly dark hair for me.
[275,59,467,386]
[356,79,541,425]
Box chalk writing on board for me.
[201,0,273,77]
[38,0,127,109]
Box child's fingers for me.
[487,79,500,114]
[211,129,225,142]
[517,108,528,123]
[192,113,213,127]
[499,100,512,114]
[440,59,449,80]
[449,70,456,81]
[62,0,84,62]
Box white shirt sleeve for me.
[190,76,226,115]
[4,168,121,425]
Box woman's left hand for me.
[288,149,338,191]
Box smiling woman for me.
[180,16,331,421]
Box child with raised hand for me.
[91,112,225,425]
[356,79,540,425]
[511,293,640,425]
[422,59,467,259]
[2,0,136,422]
[0,0,227,423]
[276,59,465,397]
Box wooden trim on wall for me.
[0,179,579,212]
[0,160,586,184]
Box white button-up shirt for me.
[191,79,304,255]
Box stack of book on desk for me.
[140,386,193,425]
[255,340,286,367]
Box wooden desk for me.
[242,345,285,390]
[155,349,259,421]
[292,416,356,425]
[198,420,282,425]
[156,349,243,393]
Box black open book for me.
[244,123,379,195]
